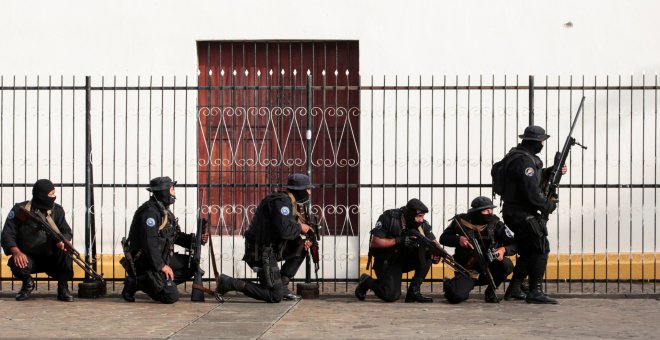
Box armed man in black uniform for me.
[354,198,439,303]
[214,173,314,303]
[440,196,516,303]
[1,179,74,302]
[121,176,207,304]
[501,126,566,304]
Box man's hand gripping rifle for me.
[404,228,478,280]
[15,206,105,283]
[302,204,321,282]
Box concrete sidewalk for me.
[0,291,657,339]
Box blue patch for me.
[524,167,535,177]
[146,217,156,227]
[7,210,15,220]
[280,207,290,216]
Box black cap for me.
[147,176,176,192]
[519,125,550,141]
[405,198,429,215]
[286,173,314,190]
[467,196,497,213]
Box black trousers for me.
[443,257,513,303]
[8,249,73,282]
[371,247,432,302]
[138,253,195,304]
[474,257,514,287]
[503,213,550,288]
[242,255,305,303]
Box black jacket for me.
[244,192,302,248]
[501,144,556,217]
[369,207,436,260]
[127,197,193,272]
[440,213,516,266]
[1,201,72,256]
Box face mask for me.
[154,190,176,206]
[291,189,310,204]
[469,212,496,225]
[522,139,544,154]
[404,209,423,228]
[32,178,57,210]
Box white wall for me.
[1,1,659,77]
[1,0,659,279]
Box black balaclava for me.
[521,139,544,154]
[32,179,56,210]
[289,189,310,205]
[154,188,176,207]
[404,198,429,229]
[468,210,496,225]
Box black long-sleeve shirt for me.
[1,201,72,255]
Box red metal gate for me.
[197,41,360,237]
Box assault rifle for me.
[454,219,498,298]
[302,203,321,283]
[404,228,478,280]
[545,96,588,206]
[15,206,104,283]
[191,192,215,302]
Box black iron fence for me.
[0,74,658,294]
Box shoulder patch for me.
[280,206,290,216]
[7,210,15,220]
[146,217,157,227]
[504,226,514,238]
[524,167,535,177]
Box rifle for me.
[453,219,498,296]
[15,206,104,283]
[190,192,219,302]
[545,96,588,205]
[301,203,321,283]
[404,228,479,280]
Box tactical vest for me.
[16,201,57,256]
[128,199,176,257]
[243,192,298,262]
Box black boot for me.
[405,285,433,303]
[484,286,501,303]
[215,274,246,296]
[525,281,557,304]
[504,279,527,301]
[57,282,74,302]
[16,276,35,301]
[281,276,301,301]
[121,276,138,302]
[354,274,372,301]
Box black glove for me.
[395,235,415,248]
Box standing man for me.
[501,126,566,304]
[354,198,439,303]
[215,173,314,303]
[440,196,516,303]
[1,179,74,302]
[121,176,207,304]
